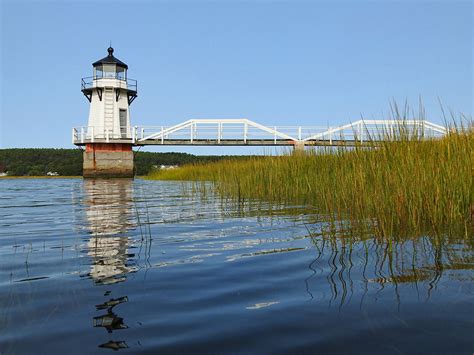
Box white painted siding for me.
[86,78,132,139]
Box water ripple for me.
[0,178,472,354]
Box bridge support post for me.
[293,141,305,153]
[83,143,134,178]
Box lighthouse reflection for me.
[83,179,138,285]
[82,179,138,351]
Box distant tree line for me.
[0,149,83,176]
[0,148,248,176]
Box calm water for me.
[0,179,472,354]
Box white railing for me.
[72,126,132,144]
[302,120,447,143]
[136,120,326,143]
[72,119,448,145]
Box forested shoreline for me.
[0,149,239,176]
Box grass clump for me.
[147,119,473,238]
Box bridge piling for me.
[293,141,305,152]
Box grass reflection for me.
[304,220,473,308]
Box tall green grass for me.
[147,119,473,238]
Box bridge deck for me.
[138,139,369,146]
[73,138,375,147]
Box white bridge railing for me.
[72,119,447,146]
[72,126,132,143]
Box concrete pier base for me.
[293,141,306,152]
[83,143,134,178]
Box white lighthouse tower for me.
[79,47,138,178]
[82,46,137,139]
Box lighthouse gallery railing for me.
[81,75,137,92]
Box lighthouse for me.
[79,47,137,178]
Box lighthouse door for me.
[119,109,127,138]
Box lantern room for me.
[92,47,128,80]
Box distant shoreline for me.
[0,176,82,179]
[0,176,150,179]
[0,148,241,177]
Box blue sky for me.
[1,0,472,154]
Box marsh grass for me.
[147,115,473,239]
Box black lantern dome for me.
[92,47,128,69]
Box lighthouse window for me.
[94,66,103,79]
[116,67,126,80]
[102,64,116,78]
